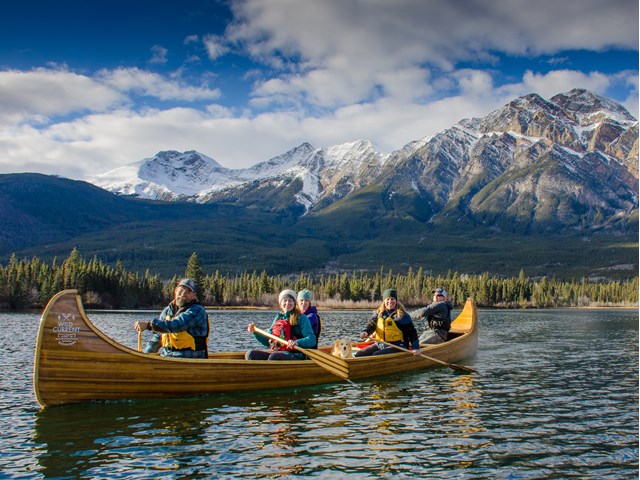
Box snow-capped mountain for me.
[91,89,638,232]
[198,139,391,211]
[92,139,391,210]
[380,89,638,232]
[91,150,242,201]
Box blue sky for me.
[0,0,637,180]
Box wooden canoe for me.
[34,289,478,406]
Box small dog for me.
[331,339,354,358]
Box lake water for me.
[1,307,638,479]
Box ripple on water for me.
[1,309,638,478]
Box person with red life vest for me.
[245,289,317,360]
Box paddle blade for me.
[303,348,350,379]
[448,363,477,374]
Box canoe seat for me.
[448,330,465,339]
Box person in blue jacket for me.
[355,288,421,356]
[245,289,316,360]
[297,289,321,348]
[134,278,210,358]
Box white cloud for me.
[453,70,495,97]
[203,34,230,61]
[521,70,612,98]
[488,70,612,102]
[0,0,636,180]
[150,45,168,65]
[0,66,636,181]
[184,34,199,45]
[230,0,638,108]
[0,66,223,129]
[96,67,222,101]
[0,68,124,123]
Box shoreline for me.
[90,304,640,313]
[12,303,640,314]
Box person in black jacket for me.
[355,288,420,356]
[411,287,453,345]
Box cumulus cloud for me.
[184,34,199,45]
[229,0,638,108]
[0,66,222,127]
[520,70,612,98]
[150,45,168,65]
[203,34,230,61]
[0,0,636,179]
[0,68,124,123]
[96,68,222,101]
[4,67,631,180]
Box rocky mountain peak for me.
[92,150,231,199]
[139,150,225,178]
[90,89,637,233]
[477,93,567,136]
[551,88,636,124]
[244,142,320,178]
[380,90,637,234]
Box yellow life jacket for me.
[375,311,404,343]
[160,311,210,351]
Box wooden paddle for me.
[137,331,142,352]
[253,327,350,379]
[367,336,477,374]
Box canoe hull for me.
[34,290,477,406]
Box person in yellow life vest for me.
[134,278,210,358]
[355,288,420,357]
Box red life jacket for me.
[270,319,297,351]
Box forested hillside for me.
[2,250,636,309]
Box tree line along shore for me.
[0,250,637,310]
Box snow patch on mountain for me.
[90,89,637,220]
[91,138,393,211]
[91,150,242,200]
[551,89,637,125]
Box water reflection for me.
[245,401,305,475]
[34,398,213,477]
[447,375,491,469]
[9,308,639,478]
[33,387,360,478]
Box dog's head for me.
[331,339,353,358]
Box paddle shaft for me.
[137,331,142,352]
[367,337,477,373]
[253,326,351,379]
[253,326,308,354]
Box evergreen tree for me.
[0,250,637,309]
[185,252,205,295]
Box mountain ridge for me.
[90,88,638,236]
[0,89,637,280]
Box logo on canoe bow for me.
[53,313,80,346]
